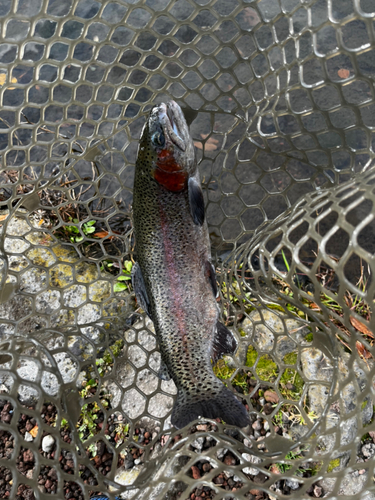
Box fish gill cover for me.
[0,0,374,499]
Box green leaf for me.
[124,260,133,272]
[86,220,96,226]
[84,226,96,234]
[117,275,131,281]
[75,236,83,242]
[114,282,127,292]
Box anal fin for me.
[212,321,237,364]
[131,262,152,319]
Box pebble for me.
[196,424,208,431]
[24,432,33,442]
[285,478,300,490]
[314,485,323,497]
[42,435,55,453]
[191,465,201,479]
[252,420,262,431]
[191,437,205,452]
[242,453,262,475]
[216,448,228,460]
[362,443,375,459]
[26,469,34,479]
[223,454,236,466]
[244,438,252,448]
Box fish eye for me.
[151,131,165,147]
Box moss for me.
[256,355,278,381]
[361,400,368,410]
[111,339,124,358]
[305,333,314,342]
[102,339,124,365]
[310,461,323,476]
[238,328,247,337]
[327,458,340,472]
[213,358,236,380]
[279,369,304,400]
[283,352,297,365]
[246,345,258,367]
[265,303,287,313]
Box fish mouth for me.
[158,101,186,152]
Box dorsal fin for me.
[188,177,205,226]
[212,321,237,364]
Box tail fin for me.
[171,386,250,429]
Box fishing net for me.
[0,0,375,499]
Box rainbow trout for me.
[132,101,249,429]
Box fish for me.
[90,497,118,500]
[132,100,250,429]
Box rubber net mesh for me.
[0,0,375,499]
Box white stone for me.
[24,431,33,442]
[242,453,262,475]
[42,434,55,453]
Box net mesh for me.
[0,0,375,499]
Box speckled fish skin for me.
[132,101,249,429]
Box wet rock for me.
[114,466,142,485]
[319,470,369,497]
[240,309,309,353]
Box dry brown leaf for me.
[0,214,8,221]
[309,302,320,310]
[338,68,350,79]
[264,390,279,404]
[29,425,38,438]
[350,317,374,338]
[93,230,121,240]
[93,230,111,239]
[356,341,372,359]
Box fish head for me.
[140,101,196,192]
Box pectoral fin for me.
[205,260,218,298]
[212,321,237,364]
[131,262,151,319]
[157,358,172,381]
[188,177,205,226]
